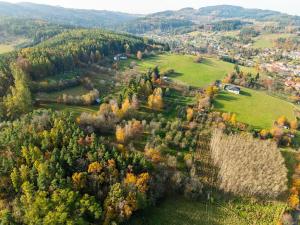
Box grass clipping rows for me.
[211,130,288,199]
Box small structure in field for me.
[114,53,128,61]
[224,84,240,95]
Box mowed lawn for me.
[126,197,285,225]
[214,88,299,129]
[137,54,255,87]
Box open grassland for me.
[0,38,29,54]
[0,44,14,54]
[135,54,255,87]
[253,33,297,49]
[214,88,299,129]
[38,103,98,116]
[35,86,89,101]
[126,197,285,225]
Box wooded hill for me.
[0,16,72,46]
[0,29,166,119]
[0,1,139,28]
[0,2,299,35]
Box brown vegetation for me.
[210,130,288,198]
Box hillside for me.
[0,1,139,28]
[119,5,300,34]
[0,16,71,50]
[0,29,164,103]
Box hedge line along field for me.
[213,88,299,129]
[135,54,255,87]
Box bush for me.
[210,130,288,199]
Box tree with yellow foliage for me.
[148,88,164,110]
[72,172,86,189]
[260,129,269,139]
[205,85,218,98]
[121,98,131,114]
[124,173,137,186]
[230,113,237,124]
[124,172,150,193]
[136,173,150,193]
[288,194,299,208]
[145,147,161,163]
[277,115,288,127]
[116,125,126,143]
[111,101,124,118]
[88,162,103,173]
[186,107,194,121]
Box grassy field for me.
[0,44,14,54]
[38,103,98,116]
[135,54,255,87]
[0,38,29,54]
[214,88,299,129]
[35,86,89,101]
[253,33,297,49]
[126,197,285,225]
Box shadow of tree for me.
[240,90,252,97]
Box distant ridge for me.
[0,1,139,28]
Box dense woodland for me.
[0,16,71,46]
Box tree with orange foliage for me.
[222,112,231,122]
[270,126,284,140]
[290,120,299,130]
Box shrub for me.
[210,130,288,198]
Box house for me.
[224,84,241,95]
[114,54,128,61]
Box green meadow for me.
[127,196,285,225]
[136,54,255,87]
[214,88,299,129]
[253,33,297,49]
